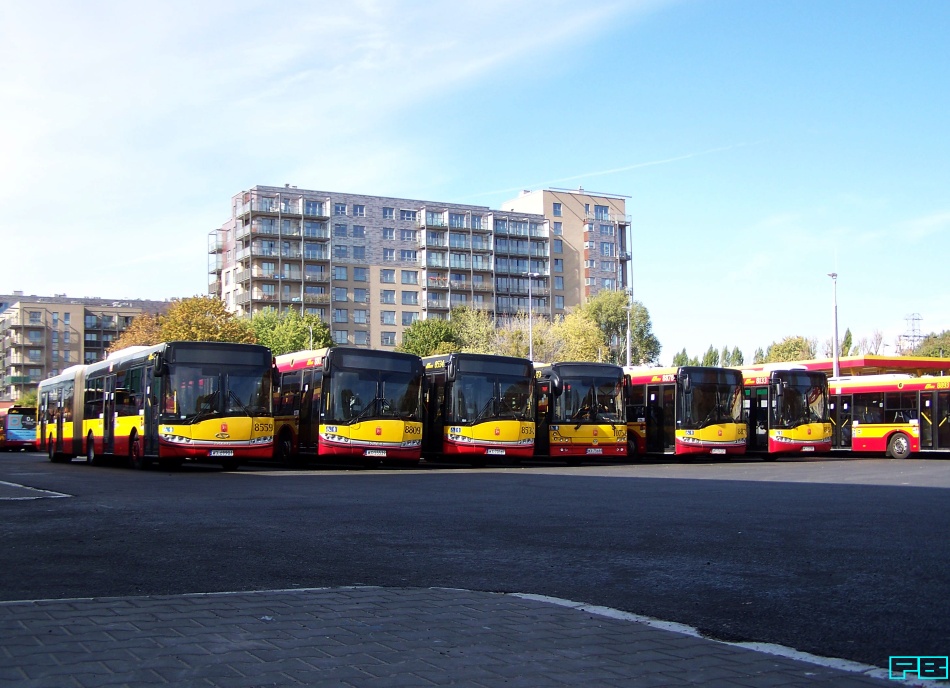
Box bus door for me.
[39,390,50,450]
[52,387,64,451]
[831,394,852,448]
[143,364,159,455]
[920,392,934,450]
[103,374,116,454]
[744,387,769,452]
[938,391,950,450]
[299,368,317,453]
[646,385,675,453]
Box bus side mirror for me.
[549,371,562,395]
[154,354,167,377]
[446,359,456,381]
[681,373,691,395]
[774,381,784,398]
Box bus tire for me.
[276,434,295,468]
[887,433,911,459]
[85,433,97,465]
[128,433,150,470]
[47,435,57,462]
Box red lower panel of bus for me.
[158,441,273,460]
[442,442,535,458]
[851,434,920,454]
[547,444,627,457]
[767,438,833,455]
[675,440,746,456]
[318,442,421,462]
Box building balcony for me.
[305,274,330,283]
[427,277,449,289]
[303,294,331,304]
[426,300,449,310]
[208,280,221,295]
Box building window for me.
[334,245,348,259]
[353,288,368,303]
[63,331,70,344]
[354,331,369,346]
[63,313,70,325]
[334,223,347,237]
[552,239,563,253]
[381,290,396,304]
[383,207,395,220]
[382,228,395,240]
[52,312,58,326]
[262,284,276,297]
[304,199,324,216]
[85,333,98,342]
[353,309,368,324]
[400,250,417,262]
[552,203,562,217]
[353,246,366,260]
[334,203,347,216]
[333,287,348,302]
[353,267,368,282]
[381,332,396,346]
[401,291,418,305]
[554,276,564,290]
[353,204,365,217]
[399,210,417,222]
[401,270,418,285]
[383,248,395,261]
[63,349,70,362]
[381,311,396,325]
[334,266,348,280]
[595,205,609,220]
[600,242,615,257]
[352,225,365,238]
[400,229,417,242]
[449,213,465,228]
[333,309,348,323]
[332,330,348,344]
[552,222,562,235]
[402,312,418,326]
[554,259,563,273]
[555,295,565,309]
[471,215,482,230]
[380,269,395,283]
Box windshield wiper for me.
[228,390,253,418]
[474,397,497,423]
[352,396,386,423]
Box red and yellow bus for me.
[828,374,950,458]
[625,366,746,458]
[37,341,274,470]
[422,353,535,466]
[0,405,37,451]
[273,347,424,466]
[741,368,832,458]
[534,362,627,464]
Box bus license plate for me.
[710,448,726,455]
[486,448,505,455]
[209,450,234,457]
[802,446,815,452]
[365,449,387,457]
[586,448,603,455]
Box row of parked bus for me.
[29,341,949,470]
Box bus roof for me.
[739,355,950,377]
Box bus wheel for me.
[276,435,295,468]
[85,433,97,465]
[129,433,149,470]
[47,435,56,462]
[887,433,911,459]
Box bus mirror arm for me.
[154,354,167,378]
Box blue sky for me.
[2,0,947,364]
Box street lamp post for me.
[828,272,839,377]
[625,290,633,367]
[526,271,541,361]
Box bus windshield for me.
[161,364,272,422]
[451,371,532,423]
[326,366,423,424]
[7,407,36,431]
[555,372,624,423]
[772,372,828,429]
[679,370,743,429]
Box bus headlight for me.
[250,435,273,445]
[162,434,193,445]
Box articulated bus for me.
[534,362,626,463]
[741,369,832,458]
[625,366,746,458]
[37,341,274,470]
[422,353,535,466]
[0,405,37,451]
[828,374,950,458]
[273,347,425,466]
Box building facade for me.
[0,294,166,402]
[209,185,629,349]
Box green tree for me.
[579,290,628,362]
[672,348,690,366]
[730,346,744,366]
[626,300,661,365]
[250,308,331,355]
[159,296,255,344]
[450,306,495,354]
[701,345,719,367]
[396,318,461,357]
[914,330,950,357]
[553,311,604,362]
[720,346,731,367]
[840,328,853,357]
[17,389,37,409]
[753,347,765,364]
[764,336,817,362]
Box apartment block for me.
[0,293,166,402]
[209,185,629,348]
